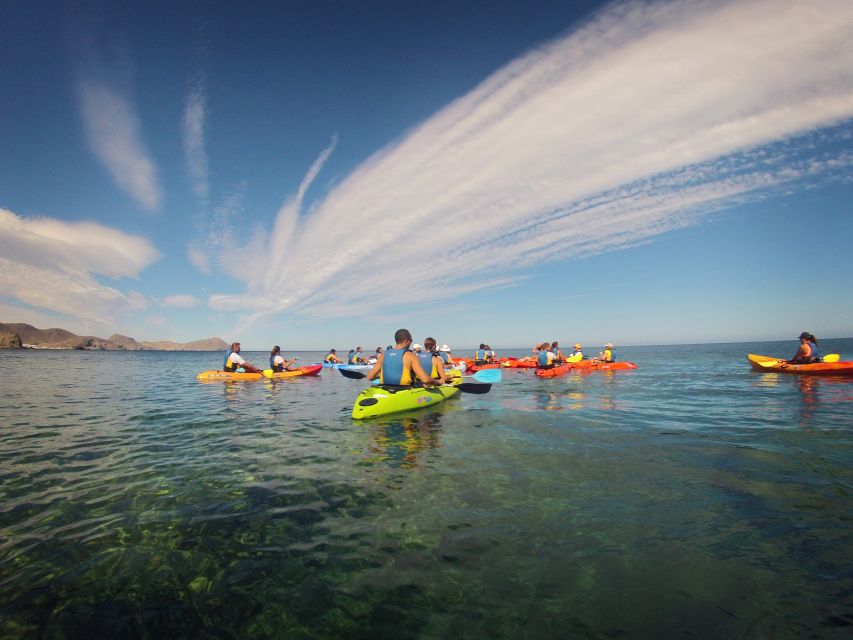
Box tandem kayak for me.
[262,364,323,379]
[352,379,463,419]
[746,354,853,376]
[535,362,573,378]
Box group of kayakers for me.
[531,341,615,368]
[223,342,301,374]
[363,329,455,386]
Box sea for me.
[1,339,851,639]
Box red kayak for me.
[570,360,638,371]
[502,357,538,369]
[535,362,573,378]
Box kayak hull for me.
[571,361,638,371]
[263,364,323,379]
[535,362,573,378]
[747,354,853,376]
[196,370,262,381]
[502,357,538,368]
[352,382,461,419]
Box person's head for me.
[356,346,363,352]
[232,342,241,352]
[424,337,437,352]
[479,343,485,349]
[375,347,383,354]
[551,342,559,349]
[798,332,811,342]
[574,343,582,349]
[441,344,451,353]
[271,345,280,356]
[394,328,412,346]
[329,348,336,354]
[809,333,817,344]
[604,343,614,349]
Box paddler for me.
[368,347,383,365]
[269,345,297,372]
[223,342,261,373]
[366,329,442,387]
[349,347,367,364]
[537,342,557,368]
[790,332,820,363]
[550,341,563,363]
[439,344,453,365]
[324,349,343,364]
[474,343,492,364]
[416,338,450,384]
[571,343,584,359]
[598,343,615,362]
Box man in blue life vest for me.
[366,329,443,387]
[537,342,557,368]
[349,347,367,364]
[474,343,492,365]
[223,342,261,373]
[415,337,450,384]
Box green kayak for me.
[352,382,461,419]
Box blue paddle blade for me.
[472,368,502,383]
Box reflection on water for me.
[362,411,444,469]
[797,375,819,428]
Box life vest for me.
[324,353,336,362]
[381,348,412,385]
[552,348,562,361]
[270,354,286,372]
[223,350,240,372]
[537,351,554,367]
[475,349,490,363]
[808,342,820,362]
[601,348,613,362]
[348,351,359,364]
[439,351,451,364]
[416,351,438,378]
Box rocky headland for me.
[0,323,228,351]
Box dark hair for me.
[424,337,436,351]
[551,342,558,348]
[329,348,336,353]
[270,345,280,356]
[810,334,818,344]
[479,343,485,349]
[394,328,412,343]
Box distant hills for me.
[0,322,229,351]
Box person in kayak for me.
[550,341,563,363]
[368,347,383,365]
[349,347,367,364]
[474,343,493,365]
[269,345,297,372]
[790,332,821,363]
[324,349,343,364]
[571,343,584,359]
[366,329,442,387]
[537,342,557,369]
[223,342,261,373]
[598,343,615,362]
[439,344,453,365]
[416,337,450,384]
[486,344,497,360]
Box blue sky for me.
[1,0,852,351]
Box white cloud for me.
[183,82,209,201]
[163,294,202,308]
[77,79,163,210]
[0,208,159,325]
[212,0,853,319]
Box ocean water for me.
[1,340,851,639]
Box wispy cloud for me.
[183,77,209,202]
[163,294,202,309]
[73,34,162,211]
[0,208,159,325]
[212,0,853,319]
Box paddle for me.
[338,367,491,393]
[823,353,840,363]
[467,368,502,383]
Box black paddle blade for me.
[338,368,367,379]
[457,382,491,394]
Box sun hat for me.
[441,344,451,351]
[604,343,613,348]
[574,343,582,348]
[412,343,423,351]
[798,332,811,339]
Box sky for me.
[1,0,852,351]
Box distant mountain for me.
[0,322,228,351]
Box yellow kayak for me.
[196,370,262,381]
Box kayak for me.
[535,362,573,378]
[262,364,323,379]
[196,370,263,381]
[469,362,501,372]
[747,354,853,376]
[502,357,538,369]
[323,362,372,370]
[352,378,462,419]
[570,360,638,371]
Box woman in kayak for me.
[598,343,615,362]
[324,349,342,364]
[550,341,563,363]
[439,344,453,365]
[415,338,450,384]
[571,343,584,359]
[269,345,297,372]
[368,347,383,365]
[790,332,821,363]
[223,342,262,373]
[366,329,441,387]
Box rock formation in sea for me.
[0,323,228,351]
[0,331,23,349]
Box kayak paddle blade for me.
[458,383,491,394]
[339,369,367,379]
[472,369,502,383]
[823,353,840,363]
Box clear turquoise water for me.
[1,340,852,639]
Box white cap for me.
[441,344,451,351]
[412,343,423,351]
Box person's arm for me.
[434,357,448,384]
[407,352,440,385]
[366,355,383,380]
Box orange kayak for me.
[535,362,573,378]
[570,360,638,371]
[747,354,853,376]
[502,357,538,369]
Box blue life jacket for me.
[475,349,487,361]
[224,350,238,371]
[809,342,820,361]
[417,351,436,377]
[537,351,552,367]
[381,348,410,385]
[440,351,451,364]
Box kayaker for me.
[474,343,492,364]
[269,345,297,372]
[368,347,383,365]
[439,344,453,365]
[223,342,261,373]
[412,343,423,353]
[598,343,615,362]
[486,344,497,360]
[537,343,557,369]
[571,343,584,359]
[790,332,820,363]
[416,337,449,383]
[349,347,367,364]
[324,349,342,364]
[366,329,441,387]
[551,341,563,363]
